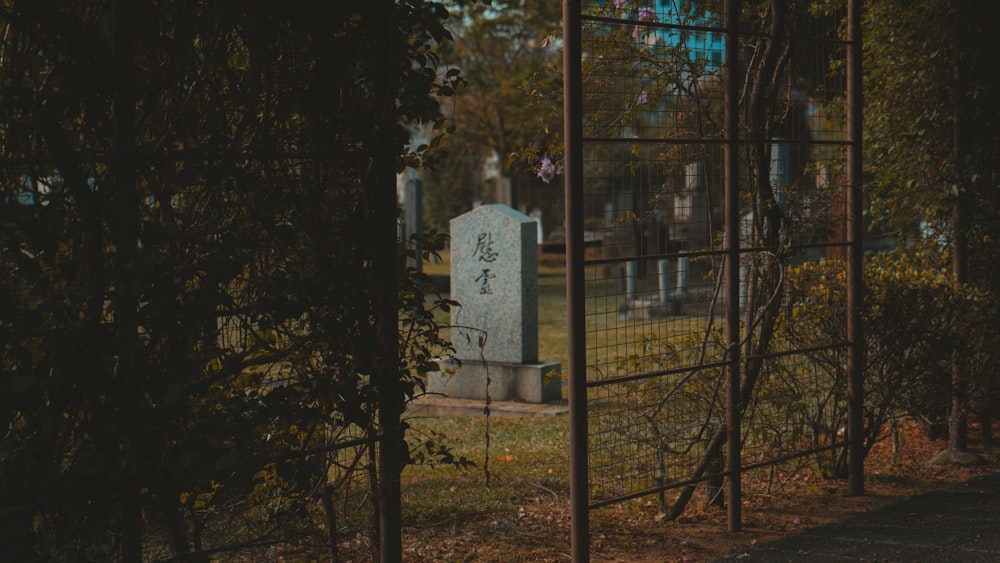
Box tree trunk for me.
[162,501,209,563]
[982,410,994,449]
[322,486,341,563]
[665,0,792,524]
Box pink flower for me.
[633,7,655,39]
[536,157,563,184]
[614,0,627,8]
[792,517,802,525]
[680,535,692,546]
[682,556,696,562]
[636,90,649,105]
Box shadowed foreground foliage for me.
[0,1,462,560]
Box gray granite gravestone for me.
[451,204,537,363]
[427,204,560,403]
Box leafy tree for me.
[423,0,563,228]
[0,1,459,560]
[855,0,1000,456]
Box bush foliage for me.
[779,249,1000,475]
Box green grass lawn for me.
[402,414,569,520]
[405,251,571,529]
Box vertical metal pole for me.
[373,1,404,559]
[948,0,971,454]
[846,0,866,497]
[112,1,142,560]
[723,0,743,533]
[563,1,589,561]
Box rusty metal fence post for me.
[723,0,742,533]
[563,0,589,561]
[846,0,866,497]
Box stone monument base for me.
[426,357,561,403]
[407,396,568,418]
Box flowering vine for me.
[633,5,656,39]
[536,157,564,184]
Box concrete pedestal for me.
[426,357,561,403]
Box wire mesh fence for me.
[567,0,862,533]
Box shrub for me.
[778,248,998,476]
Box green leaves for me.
[779,247,1000,473]
[861,0,1000,250]
[422,0,563,227]
[2,0,463,559]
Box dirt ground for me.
[379,420,995,562]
